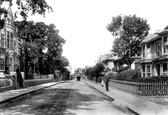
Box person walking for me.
[104,72,110,91]
[16,68,24,88]
[101,76,104,87]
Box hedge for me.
[116,69,141,82]
[137,75,168,82]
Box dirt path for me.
[0,80,136,115]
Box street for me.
[0,80,136,115]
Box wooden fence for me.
[109,80,168,96]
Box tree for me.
[15,21,66,78]
[0,0,52,29]
[107,15,150,68]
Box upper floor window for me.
[163,35,168,53]
[156,42,161,57]
[10,32,13,49]
[1,33,4,47]
[142,45,145,58]
[7,31,10,48]
[146,44,151,58]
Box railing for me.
[109,80,168,96]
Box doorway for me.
[156,64,160,76]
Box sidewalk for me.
[85,80,168,115]
[0,81,64,104]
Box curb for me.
[84,81,140,115]
[0,81,65,105]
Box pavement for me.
[1,80,168,115]
[0,81,64,104]
[84,80,168,115]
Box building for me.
[102,54,119,70]
[136,30,168,77]
[0,6,20,77]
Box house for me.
[136,30,168,77]
[0,6,20,76]
[102,54,120,70]
[102,53,140,71]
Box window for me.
[147,65,151,77]
[14,40,16,51]
[163,35,168,53]
[142,66,145,77]
[142,45,145,58]
[0,58,5,70]
[147,44,151,58]
[7,31,9,48]
[156,42,161,57]
[1,33,4,47]
[163,63,168,75]
[10,32,13,49]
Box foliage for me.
[116,69,141,81]
[93,63,105,77]
[112,66,129,73]
[107,15,150,68]
[15,21,68,78]
[84,63,105,81]
[0,0,52,29]
[85,66,95,78]
[107,71,118,80]
[137,75,168,83]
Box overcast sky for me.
[10,0,168,71]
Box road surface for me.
[0,80,136,115]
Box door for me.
[156,64,160,76]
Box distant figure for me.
[101,77,104,87]
[104,72,110,91]
[16,68,24,88]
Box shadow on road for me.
[0,87,107,115]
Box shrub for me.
[112,66,129,73]
[107,71,118,80]
[116,69,141,81]
[137,75,168,82]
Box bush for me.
[107,71,118,80]
[116,69,141,81]
[137,75,168,82]
[112,66,129,73]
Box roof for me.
[102,54,120,62]
[141,34,159,44]
[158,29,168,35]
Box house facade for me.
[0,6,20,76]
[137,30,168,77]
[102,54,120,70]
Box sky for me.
[8,0,168,72]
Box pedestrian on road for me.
[104,72,110,91]
[16,68,24,88]
[101,76,104,87]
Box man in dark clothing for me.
[104,72,110,91]
[16,68,23,88]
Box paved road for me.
[0,80,136,115]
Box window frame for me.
[156,42,161,57]
[146,65,151,77]
[163,63,168,75]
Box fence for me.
[0,74,55,92]
[109,80,168,96]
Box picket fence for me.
[109,80,168,96]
